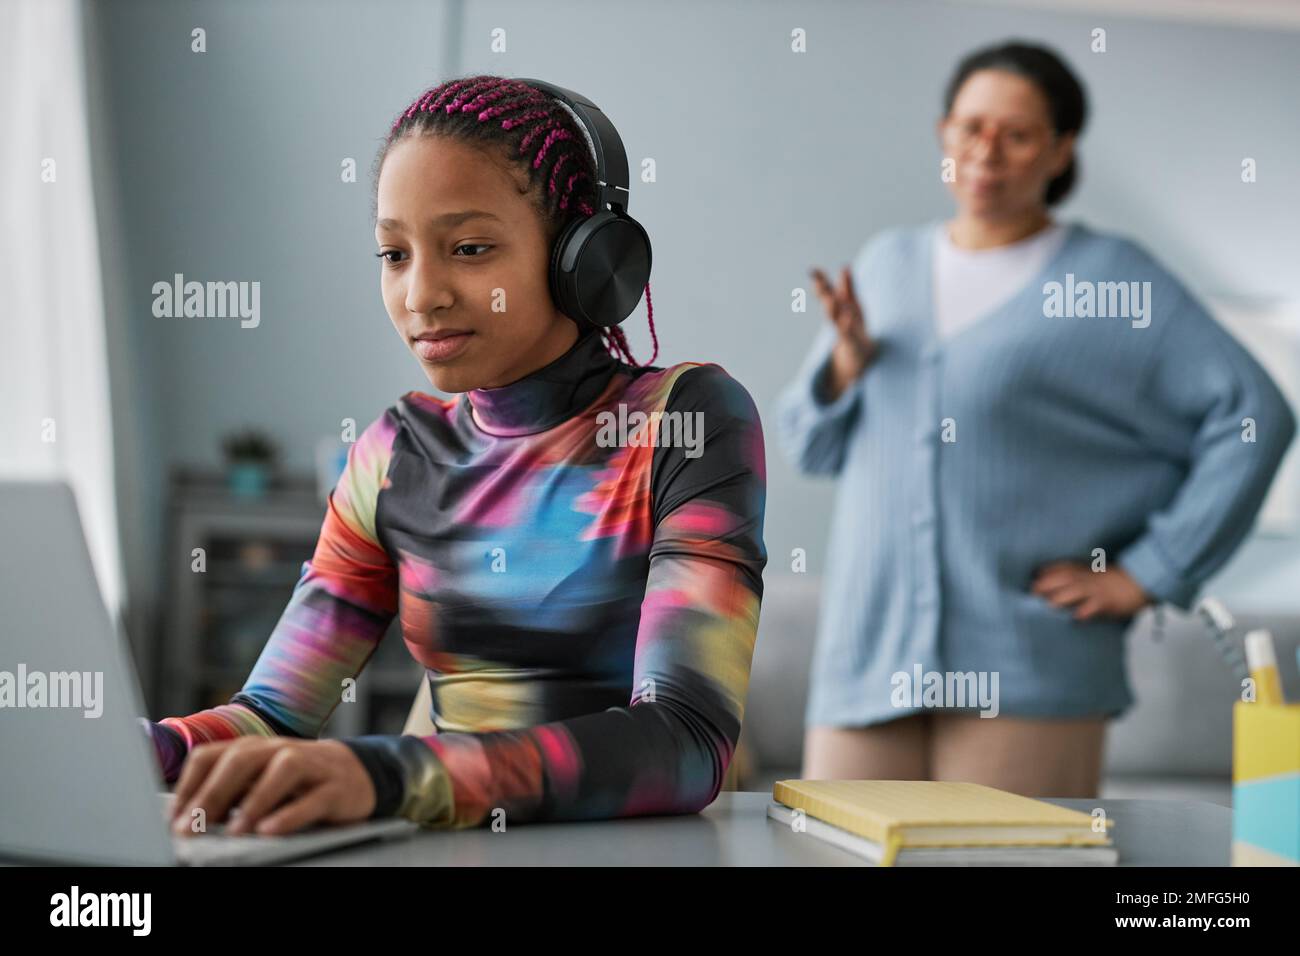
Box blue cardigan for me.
[776,221,1296,727]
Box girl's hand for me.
[809,265,878,393]
[1031,561,1153,621]
[169,738,377,837]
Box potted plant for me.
[221,427,279,497]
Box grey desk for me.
[293,792,1233,866]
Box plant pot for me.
[226,462,271,498]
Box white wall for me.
[92,0,1300,635]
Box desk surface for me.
[294,792,1233,866]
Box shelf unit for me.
[157,468,422,739]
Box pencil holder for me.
[1232,700,1300,866]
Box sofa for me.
[736,573,1300,808]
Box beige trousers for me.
[801,712,1107,798]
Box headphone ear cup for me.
[549,212,652,328]
[548,215,587,323]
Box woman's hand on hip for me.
[169,737,377,837]
[1031,560,1152,621]
[810,265,878,394]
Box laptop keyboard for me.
[159,792,417,865]
[163,795,299,864]
[172,829,290,865]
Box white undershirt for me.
[932,221,1068,340]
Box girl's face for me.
[375,134,580,394]
[937,69,1075,219]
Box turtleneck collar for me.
[464,323,619,436]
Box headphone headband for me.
[511,77,652,330]
[512,77,632,215]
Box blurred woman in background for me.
[777,41,1294,797]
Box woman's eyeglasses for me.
[939,116,1057,160]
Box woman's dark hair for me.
[373,75,657,367]
[942,41,1088,206]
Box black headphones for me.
[513,78,652,329]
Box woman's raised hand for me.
[809,265,878,399]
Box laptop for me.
[0,479,419,865]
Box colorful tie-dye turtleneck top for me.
[146,325,768,829]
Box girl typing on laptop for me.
[145,77,767,836]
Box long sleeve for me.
[143,411,401,783]
[1117,287,1296,609]
[774,322,866,476]
[343,365,768,828]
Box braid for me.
[378,75,657,367]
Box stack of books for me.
[768,780,1117,866]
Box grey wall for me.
[92,0,1300,653]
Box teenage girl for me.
[146,76,768,834]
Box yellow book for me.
[770,780,1114,866]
